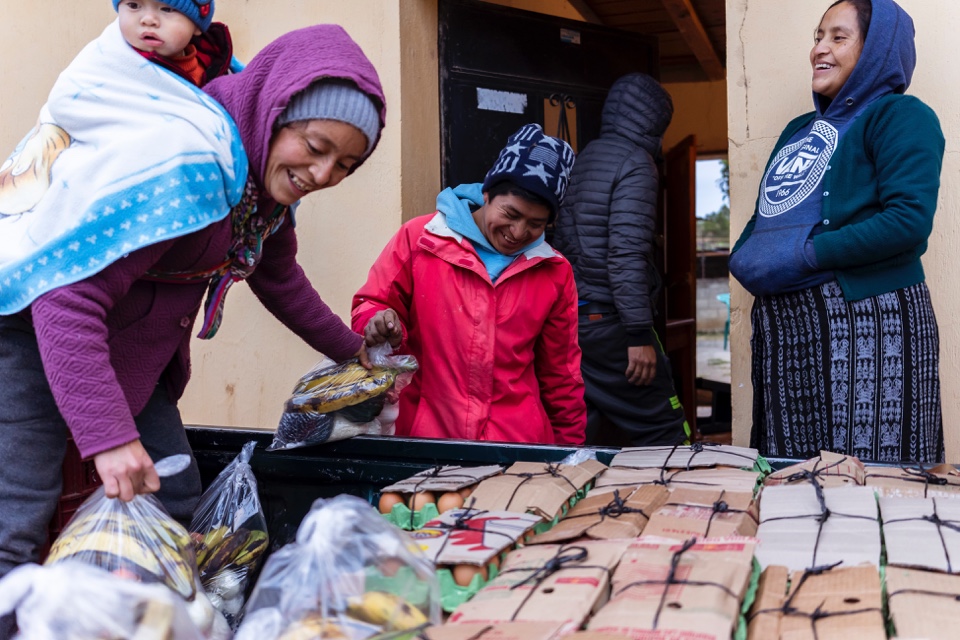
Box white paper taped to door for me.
[477,87,527,114]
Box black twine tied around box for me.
[503,463,580,512]
[887,586,960,605]
[775,456,861,487]
[642,442,757,488]
[612,537,740,629]
[662,441,758,472]
[497,545,611,620]
[747,561,882,640]
[864,463,955,499]
[761,472,876,569]
[662,489,758,538]
[653,466,720,489]
[598,469,718,493]
[883,497,960,573]
[404,466,480,530]
[560,489,653,537]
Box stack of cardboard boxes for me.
[380,445,960,639]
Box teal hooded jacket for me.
[731,0,944,301]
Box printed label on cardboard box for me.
[587,536,756,640]
[642,487,758,540]
[864,464,960,499]
[411,509,543,566]
[749,564,885,639]
[448,539,630,634]
[422,621,565,640]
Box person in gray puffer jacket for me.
[553,72,689,447]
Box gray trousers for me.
[0,314,201,638]
[578,314,688,447]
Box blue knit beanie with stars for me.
[482,124,575,216]
[112,0,215,33]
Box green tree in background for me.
[697,159,730,251]
[718,158,729,204]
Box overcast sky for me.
[696,159,727,218]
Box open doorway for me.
[695,157,731,439]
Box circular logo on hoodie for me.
[759,120,838,217]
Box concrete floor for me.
[696,332,730,385]
[694,333,732,443]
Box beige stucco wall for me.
[727,0,960,459]
[0,2,427,430]
[0,1,601,433]
[663,80,728,156]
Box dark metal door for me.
[439,0,660,187]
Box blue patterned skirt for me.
[750,280,943,463]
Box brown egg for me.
[452,563,488,587]
[408,491,436,512]
[436,491,465,513]
[378,492,405,515]
[458,485,475,499]
[379,557,405,578]
[487,554,501,572]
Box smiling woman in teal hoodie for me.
[729,0,944,463]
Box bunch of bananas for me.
[290,358,417,415]
[271,592,427,640]
[345,591,429,634]
[193,525,268,581]
[46,508,198,601]
[277,614,352,640]
[272,357,418,450]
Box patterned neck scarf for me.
[145,177,288,338]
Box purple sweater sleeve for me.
[246,220,363,361]
[31,240,176,460]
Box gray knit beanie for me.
[276,79,381,157]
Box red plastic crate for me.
[40,438,102,560]
[60,436,101,499]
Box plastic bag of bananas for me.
[0,561,204,639]
[189,440,269,628]
[44,455,230,639]
[269,343,418,452]
[235,494,440,640]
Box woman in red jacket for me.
[353,124,585,445]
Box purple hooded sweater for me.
[29,25,387,459]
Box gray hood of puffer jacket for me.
[553,73,674,344]
[600,73,673,154]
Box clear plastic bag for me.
[44,455,229,639]
[235,494,440,640]
[0,561,204,640]
[189,441,269,626]
[269,344,417,451]
[559,448,599,466]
